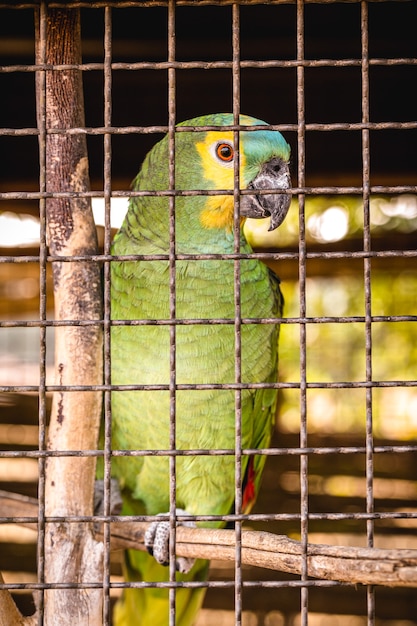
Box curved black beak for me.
[240,157,291,231]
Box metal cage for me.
[0,1,416,625]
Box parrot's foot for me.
[145,508,196,574]
[94,479,123,516]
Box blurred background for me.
[0,2,416,624]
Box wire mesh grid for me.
[0,1,416,625]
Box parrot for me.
[108,113,291,626]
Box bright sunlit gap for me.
[0,198,129,248]
[91,196,128,229]
[0,211,40,248]
[307,206,349,242]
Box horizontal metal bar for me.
[1,57,417,75]
[1,380,416,395]
[1,444,416,460]
[1,511,416,526]
[1,121,417,136]
[0,579,344,592]
[2,186,417,202]
[0,315,416,330]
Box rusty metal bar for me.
[166,1,178,623]
[361,4,376,623]
[231,6,243,625]
[2,58,417,75]
[296,0,309,624]
[35,4,47,622]
[102,5,113,624]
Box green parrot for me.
[109,113,291,625]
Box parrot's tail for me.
[113,549,209,626]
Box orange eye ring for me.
[216,142,234,162]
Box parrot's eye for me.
[216,142,234,162]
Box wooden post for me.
[35,7,104,625]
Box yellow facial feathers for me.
[196,131,247,231]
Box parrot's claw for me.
[144,509,196,574]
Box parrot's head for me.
[178,113,291,233]
[125,113,291,252]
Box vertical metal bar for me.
[361,3,375,624]
[167,2,177,624]
[36,3,47,623]
[232,5,242,626]
[103,6,113,625]
[297,0,309,624]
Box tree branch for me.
[0,570,36,626]
[33,6,104,625]
[1,490,416,589]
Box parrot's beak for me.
[240,158,291,231]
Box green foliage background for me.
[247,194,417,441]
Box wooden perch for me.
[0,571,36,626]
[107,523,417,588]
[1,490,417,589]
